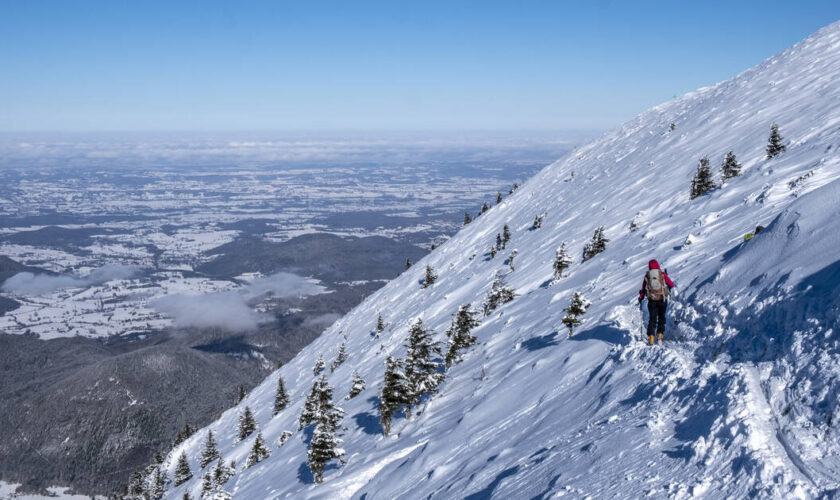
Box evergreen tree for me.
[421,265,438,288]
[237,406,257,442]
[445,304,480,367]
[480,201,490,214]
[508,249,518,272]
[126,471,145,498]
[379,356,410,435]
[307,380,346,484]
[483,272,516,316]
[690,156,717,199]
[553,243,572,280]
[502,224,511,249]
[298,378,321,430]
[582,226,609,261]
[532,212,546,230]
[430,242,436,251]
[150,465,168,499]
[495,233,502,250]
[376,313,385,336]
[313,354,325,376]
[496,192,503,204]
[463,212,472,225]
[173,422,196,446]
[404,319,445,409]
[201,472,213,497]
[174,453,193,486]
[766,123,787,158]
[509,182,519,194]
[235,386,246,404]
[330,343,348,372]
[205,482,232,500]
[346,371,366,400]
[245,432,271,468]
[562,292,590,337]
[490,244,497,259]
[315,376,345,433]
[212,457,233,486]
[721,151,741,180]
[199,430,220,469]
[183,491,193,500]
[278,430,294,447]
[405,258,412,269]
[139,453,167,500]
[273,375,290,416]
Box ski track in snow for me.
[165,21,840,499]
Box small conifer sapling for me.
[766,123,787,158]
[330,343,348,372]
[379,356,410,435]
[421,265,438,288]
[199,430,220,469]
[273,375,290,416]
[346,371,366,400]
[583,227,609,261]
[445,304,480,367]
[483,272,516,316]
[237,406,257,442]
[313,355,325,376]
[173,453,193,486]
[562,292,590,337]
[404,319,445,410]
[245,432,271,468]
[721,151,741,180]
[553,243,571,280]
[690,156,717,199]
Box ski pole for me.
[639,299,645,340]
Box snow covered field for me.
[0,135,568,339]
[162,21,840,499]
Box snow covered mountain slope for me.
[164,21,840,499]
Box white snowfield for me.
[167,21,840,499]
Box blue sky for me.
[1,1,838,132]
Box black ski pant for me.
[647,299,667,337]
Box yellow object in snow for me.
[744,233,755,241]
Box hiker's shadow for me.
[570,325,630,346]
[522,332,560,351]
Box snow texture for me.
[166,21,840,499]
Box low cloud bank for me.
[2,264,141,295]
[151,272,325,332]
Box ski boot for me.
[648,334,655,345]
[658,333,664,343]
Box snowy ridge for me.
[166,21,840,499]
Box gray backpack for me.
[646,269,668,301]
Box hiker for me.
[638,259,675,344]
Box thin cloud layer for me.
[2,264,141,295]
[151,272,326,332]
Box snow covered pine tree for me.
[766,123,787,158]
[379,355,411,435]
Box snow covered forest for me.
[144,21,840,499]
